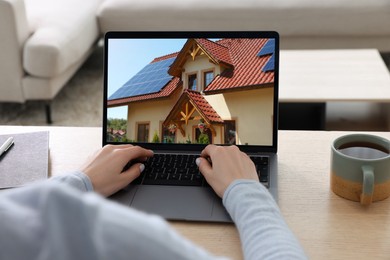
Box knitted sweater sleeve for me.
[223,180,307,260]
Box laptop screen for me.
[103,32,279,153]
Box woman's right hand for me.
[196,145,259,198]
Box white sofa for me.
[0,0,103,123]
[98,0,390,51]
[1,0,390,123]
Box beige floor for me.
[0,47,389,131]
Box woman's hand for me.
[81,145,153,196]
[197,145,258,198]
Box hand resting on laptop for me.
[196,145,259,198]
[81,144,258,198]
[81,144,154,196]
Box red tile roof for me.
[108,38,274,107]
[152,52,179,63]
[168,38,234,78]
[195,38,233,66]
[185,89,223,124]
[204,38,274,93]
[163,89,223,127]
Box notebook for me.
[103,31,279,222]
[0,131,49,189]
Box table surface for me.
[279,49,390,102]
[1,126,390,260]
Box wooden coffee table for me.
[278,49,390,130]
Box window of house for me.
[137,123,149,142]
[188,74,197,91]
[203,71,214,88]
[224,120,236,144]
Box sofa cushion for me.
[23,0,103,78]
[0,0,30,102]
[98,0,390,37]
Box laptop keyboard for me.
[129,154,269,188]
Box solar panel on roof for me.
[257,39,275,72]
[262,54,274,72]
[257,39,275,57]
[109,57,176,100]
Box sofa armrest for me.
[0,0,30,102]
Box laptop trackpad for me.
[131,186,218,221]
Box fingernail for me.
[139,164,145,172]
[195,158,201,167]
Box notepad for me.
[0,131,49,189]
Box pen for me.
[0,137,14,157]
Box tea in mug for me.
[337,142,389,160]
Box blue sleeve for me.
[0,179,228,260]
[223,180,307,260]
[49,171,94,192]
[0,172,305,260]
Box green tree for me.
[152,131,160,143]
[107,118,127,131]
[198,133,210,144]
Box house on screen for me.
[107,38,275,145]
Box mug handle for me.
[360,165,375,206]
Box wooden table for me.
[1,126,390,259]
[278,49,390,130]
[279,49,390,102]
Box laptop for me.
[103,31,279,222]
